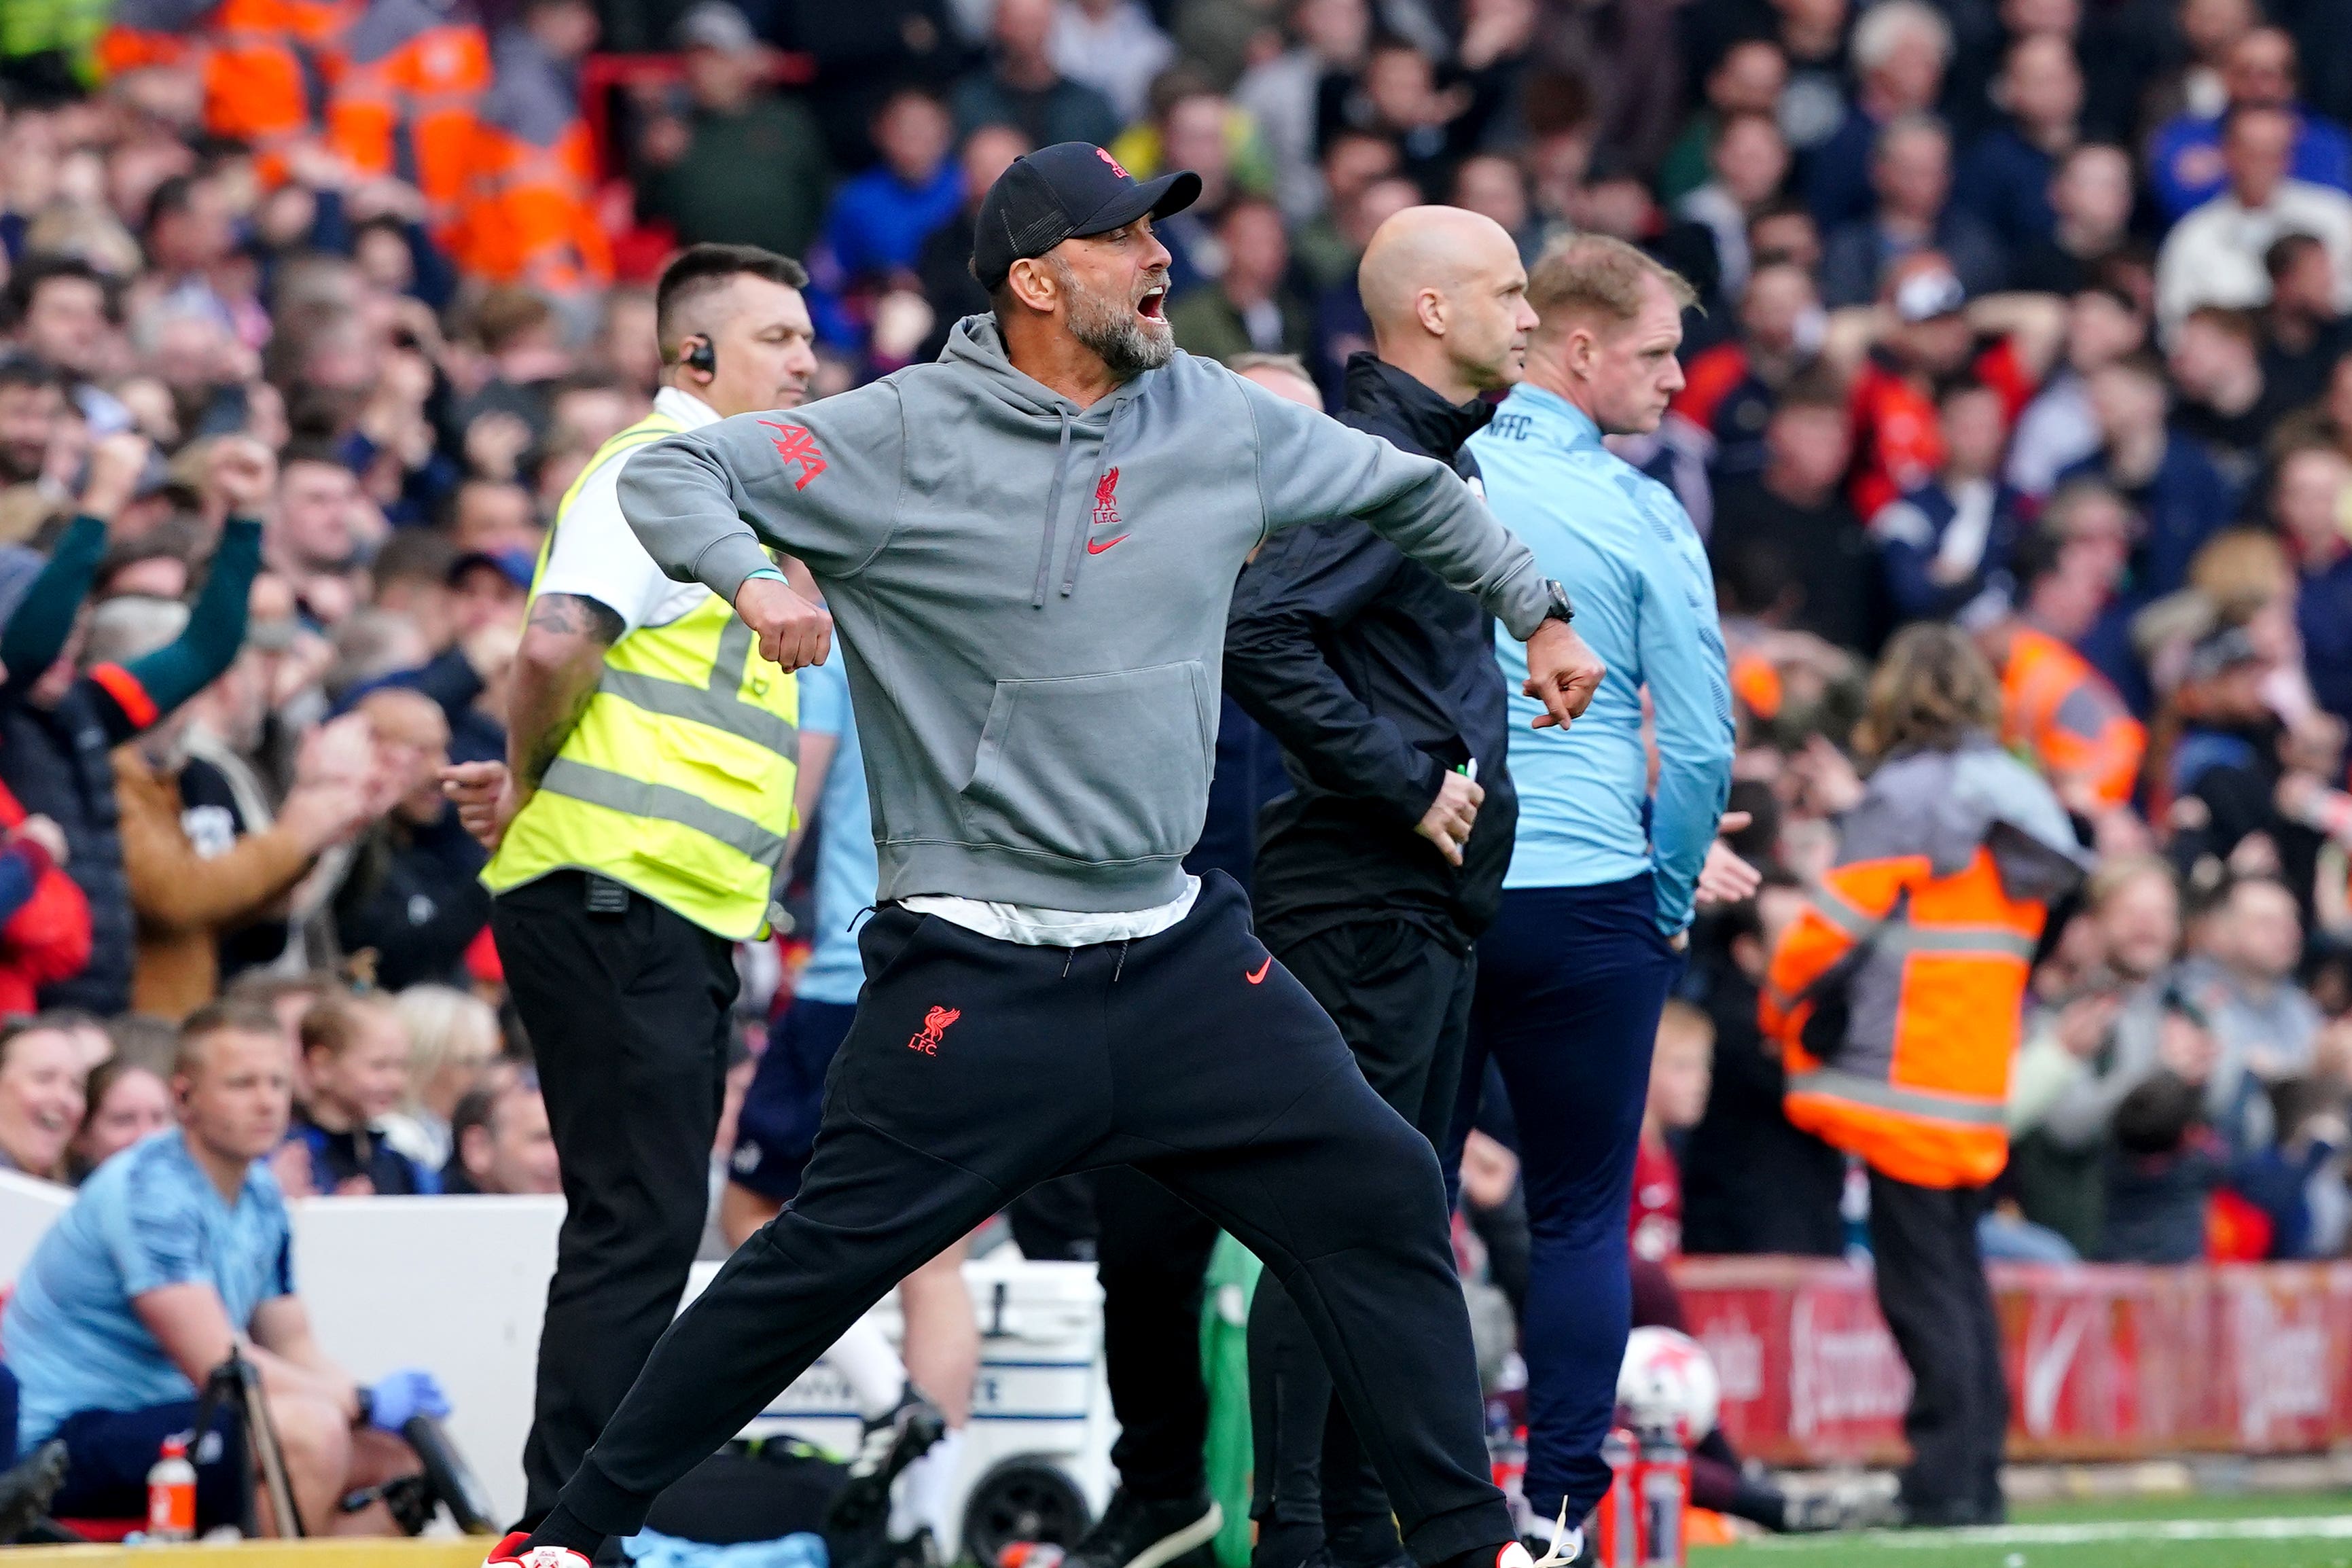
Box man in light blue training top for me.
[1461,234,1736,1564]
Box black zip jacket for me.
[1224,353,1517,950]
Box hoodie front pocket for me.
[959,661,1214,866]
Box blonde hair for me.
[1527,234,1696,338]
[392,984,501,1109]
[2188,527,2292,619]
[1853,623,2003,764]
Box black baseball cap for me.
[971,141,1202,294]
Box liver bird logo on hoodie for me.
[1087,467,1128,554]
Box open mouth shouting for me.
[1137,280,1169,323]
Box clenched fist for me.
[734,574,833,671]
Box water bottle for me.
[1593,1427,1639,1567]
[1631,1425,1689,1567]
[146,1434,196,1542]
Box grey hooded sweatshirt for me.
[618,315,1554,914]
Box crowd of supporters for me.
[0,0,2334,1352]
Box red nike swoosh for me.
[1245,956,1272,984]
[1086,535,1129,554]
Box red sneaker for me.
[483,1530,592,1567]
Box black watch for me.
[1539,578,1575,626]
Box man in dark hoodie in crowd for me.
[486,142,1604,1568]
[1220,204,1537,1568]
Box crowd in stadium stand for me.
[0,0,2338,1341]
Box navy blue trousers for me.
[1459,876,1679,1528]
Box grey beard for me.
[1063,277,1175,378]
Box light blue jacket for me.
[1469,386,1735,934]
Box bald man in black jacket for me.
[1224,206,1543,1568]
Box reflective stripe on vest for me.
[483,410,798,938]
[1785,1067,2006,1126]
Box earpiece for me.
[685,336,717,375]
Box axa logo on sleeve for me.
[757,420,828,491]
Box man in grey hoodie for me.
[486,143,1605,1568]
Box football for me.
[1616,1326,1722,1443]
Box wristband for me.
[741,567,787,585]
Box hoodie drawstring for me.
[1061,405,1124,598]
[1030,408,1076,609]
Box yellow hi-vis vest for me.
[483,410,798,938]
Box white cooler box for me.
[681,1251,1116,1560]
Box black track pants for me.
[557,874,1512,1564]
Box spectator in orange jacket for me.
[327,0,490,240]
[459,0,609,301]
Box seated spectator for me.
[1821,113,2006,308]
[1978,515,2146,820]
[1167,198,1312,363]
[291,993,435,1196]
[0,435,270,1017]
[2199,874,2322,1143]
[1233,0,1372,224]
[2099,1056,2227,1262]
[1,1002,444,1533]
[1658,37,1789,206]
[2159,623,2298,874]
[2008,143,2137,298]
[3,257,132,437]
[1953,34,2085,255]
[381,984,502,1174]
[633,3,829,264]
[2261,232,2352,409]
[67,1050,171,1183]
[2150,24,2352,223]
[1050,0,1174,128]
[1806,0,1953,232]
[1666,261,1821,482]
[1870,376,2029,626]
[1450,154,1542,266]
[817,88,962,323]
[2156,103,2352,338]
[108,599,375,1019]
[0,1018,87,1182]
[1708,372,1883,652]
[1677,111,1792,304]
[951,0,1120,152]
[1332,37,1497,201]
[2279,443,2352,726]
[2057,353,2235,607]
[2008,854,2184,1253]
[441,1067,560,1196]
[2008,282,2149,499]
[0,357,67,491]
[2226,1075,2350,1258]
[1842,255,2061,518]
[915,126,1030,363]
[333,691,488,991]
[2167,305,2297,489]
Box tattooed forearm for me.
[527,592,624,647]
[510,594,622,791]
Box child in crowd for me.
[290,993,436,1194]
